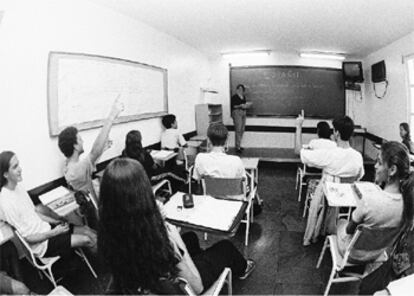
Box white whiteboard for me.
[48,52,168,136]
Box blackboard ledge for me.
[246,114,336,120]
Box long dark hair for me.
[123,130,146,164]
[400,122,411,141]
[98,158,178,292]
[381,142,414,228]
[0,151,15,189]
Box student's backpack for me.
[74,191,98,230]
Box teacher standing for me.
[231,84,248,153]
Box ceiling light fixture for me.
[300,52,346,61]
[221,50,271,59]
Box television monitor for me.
[342,62,364,83]
[371,60,386,83]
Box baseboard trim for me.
[225,125,365,135]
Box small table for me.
[150,150,178,166]
[164,192,247,236]
[241,158,259,184]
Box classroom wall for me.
[361,31,414,141]
[0,0,210,189]
[208,52,346,148]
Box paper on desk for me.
[39,186,78,216]
[352,182,382,199]
[323,182,357,207]
[39,186,72,205]
[164,193,243,231]
[151,150,174,158]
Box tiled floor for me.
[17,161,412,295]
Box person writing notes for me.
[231,84,250,153]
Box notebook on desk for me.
[150,150,176,160]
[323,181,382,207]
[39,186,78,216]
[164,192,245,233]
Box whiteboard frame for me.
[47,51,168,136]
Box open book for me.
[39,186,78,216]
[323,181,382,207]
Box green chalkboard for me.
[230,66,344,118]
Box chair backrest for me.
[303,164,322,175]
[14,229,45,269]
[342,225,402,266]
[202,176,246,201]
[183,149,197,171]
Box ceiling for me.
[91,0,414,58]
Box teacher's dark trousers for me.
[231,109,246,149]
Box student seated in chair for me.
[193,123,246,181]
[122,130,187,187]
[99,158,255,295]
[0,151,97,258]
[337,141,414,262]
[294,115,336,153]
[399,122,414,154]
[161,114,188,151]
[58,97,123,206]
[296,116,365,245]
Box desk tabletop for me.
[323,182,357,207]
[150,150,177,161]
[187,140,202,147]
[241,157,259,169]
[190,135,208,141]
[164,192,247,235]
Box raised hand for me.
[109,95,124,120]
[296,114,305,126]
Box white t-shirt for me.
[300,146,364,178]
[0,185,51,257]
[308,138,337,150]
[193,150,246,180]
[161,128,187,150]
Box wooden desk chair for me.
[296,164,322,202]
[152,179,172,196]
[302,175,359,219]
[202,176,253,246]
[14,229,97,287]
[316,225,402,296]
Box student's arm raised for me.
[294,114,304,155]
[89,96,124,164]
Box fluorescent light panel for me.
[300,52,345,61]
[221,50,271,59]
